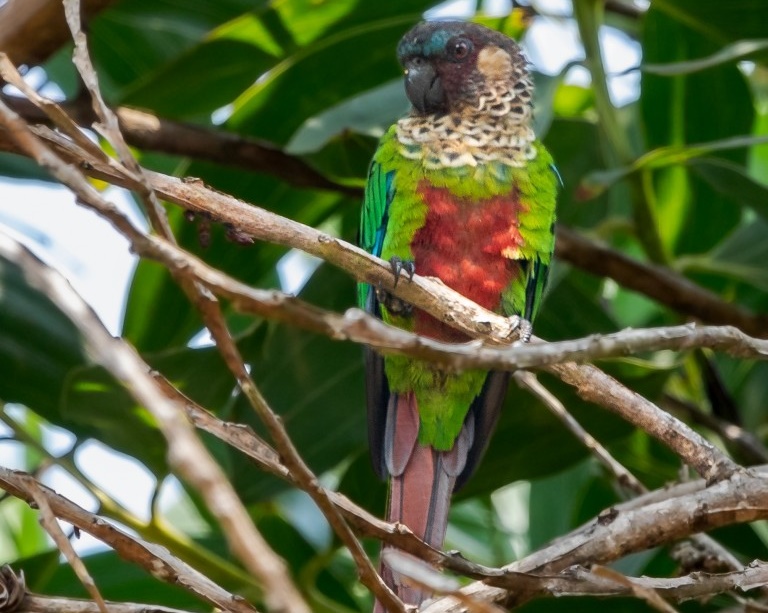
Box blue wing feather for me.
[357,161,395,309]
[359,160,396,479]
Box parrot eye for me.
[448,38,472,61]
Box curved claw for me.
[389,256,416,288]
[505,316,532,343]
[518,318,533,343]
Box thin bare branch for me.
[0,468,259,613]
[18,594,193,613]
[548,361,737,482]
[514,371,645,496]
[591,566,680,613]
[24,478,109,613]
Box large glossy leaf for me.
[229,13,425,144]
[641,2,754,255]
[91,0,263,95]
[689,157,768,222]
[0,254,86,418]
[228,263,365,502]
[652,0,768,44]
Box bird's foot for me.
[506,315,532,343]
[375,285,413,316]
[389,256,415,288]
[375,257,415,315]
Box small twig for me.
[514,371,645,496]
[591,566,680,613]
[62,0,173,239]
[24,477,109,613]
[0,54,106,162]
[380,551,505,613]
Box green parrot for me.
[358,20,558,609]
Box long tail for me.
[374,392,472,611]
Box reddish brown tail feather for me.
[374,393,472,611]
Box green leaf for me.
[229,264,365,503]
[287,79,407,155]
[640,38,768,75]
[652,0,768,44]
[229,12,426,144]
[0,255,86,419]
[641,1,755,254]
[87,0,263,99]
[582,134,768,197]
[684,217,768,292]
[62,367,169,475]
[688,157,768,222]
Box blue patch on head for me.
[397,28,453,60]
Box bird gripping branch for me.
[358,20,558,610]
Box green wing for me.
[359,157,397,479]
[521,163,560,321]
[357,160,394,310]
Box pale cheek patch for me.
[477,46,512,81]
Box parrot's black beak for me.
[404,59,445,115]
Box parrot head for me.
[397,21,532,118]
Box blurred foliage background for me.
[1,0,768,611]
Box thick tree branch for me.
[422,468,768,611]
[0,0,116,66]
